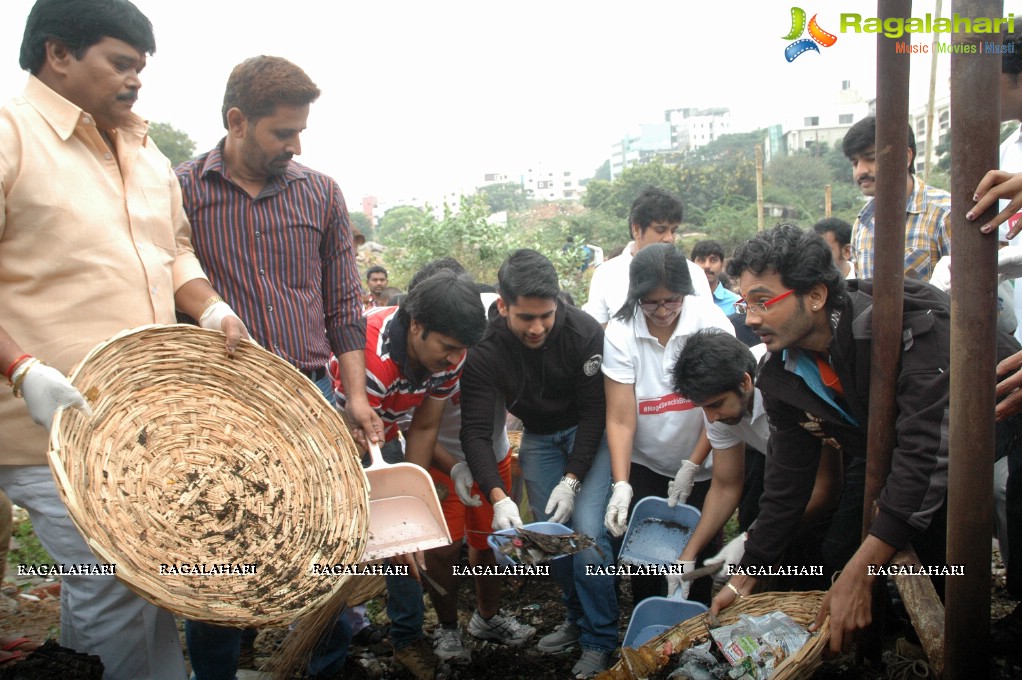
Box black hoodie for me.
[459,300,606,499]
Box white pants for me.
[0,465,186,680]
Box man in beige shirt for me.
[0,1,246,678]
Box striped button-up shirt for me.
[851,176,951,281]
[176,142,365,372]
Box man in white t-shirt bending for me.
[666,328,841,598]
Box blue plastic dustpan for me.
[618,497,700,566]
[623,591,708,648]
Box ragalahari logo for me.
[784,7,838,62]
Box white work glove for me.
[199,300,242,333]
[603,481,633,537]
[705,532,747,582]
[492,497,524,530]
[15,360,92,430]
[545,479,577,524]
[667,459,701,507]
[666,560,695,599]
[450,462,482,507]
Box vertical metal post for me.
[946,0,1002,675]
[866,0,911,548]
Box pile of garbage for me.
[667,611,811,680]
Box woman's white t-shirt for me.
[602,295,734,480]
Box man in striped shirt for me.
[176,56,383,680]
[331,269,486,680]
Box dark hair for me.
[691,239,725,261]
[398,269,485,347]
[671,329,757,404]
[1004,23,1022,81]
[20,0,156,74]
[614,243,694,322]
[841,115,916,175]
[811,217,852,248]
[726,224,847,310]
[628,186,684,235]
[366,265,388,281]
[497,249,560,304]
[406,258,464,292]
[221,55,321,128]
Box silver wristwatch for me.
[560,476,582,494]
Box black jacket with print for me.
[742,279,952,569]
[459,301,606,500]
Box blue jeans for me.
[187,374,353,679]
[374,435,427,651]
[518,427,617,654]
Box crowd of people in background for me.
[9,1,1022,679]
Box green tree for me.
[592,159,611,182]
[582,160,685,220]
[388,195,519,287]
[477,182,529,213]
[377,205,426,243]
[349,211,373,240]
[148,121,196,166]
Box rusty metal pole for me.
[865,1,913,667]
[946,1,1002,676]
[866,0,910,551]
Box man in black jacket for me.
[710,224,953,656]
[460,249,616,678]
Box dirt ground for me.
[4,544,1022,679]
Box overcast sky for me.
[1,0,966,204]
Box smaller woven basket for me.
[598,591,830,680]
[48,325,370,626]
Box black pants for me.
[626,462,722,606]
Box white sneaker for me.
[571,649,612,678]
[467,609,536,647]
[536,620,580,652]
[432,626,470,663]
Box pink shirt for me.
[0,76,207,464]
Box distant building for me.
[910,95,950,175]
[607,108,731,179]
[609,123,674,179]
[480,166,586,202]
[361,195,378,225]
[765,80,871,161]
[665,107,732,153]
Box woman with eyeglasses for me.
[601,243,735,606]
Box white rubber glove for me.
[491,497,524,530]
[706,532,747,582]
[544,479,577,524]
[666,560,695,599]
[15,361,92,430]
[199,300,242,333]
[667,459,701,507]
[603,481,633,537]
[450,462,482,507]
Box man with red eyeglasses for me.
[710,224,955,657]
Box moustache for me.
[857,175,876,185]
[117,93,137,104]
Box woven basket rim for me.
[48,324,370,626]
[604,590,830,680]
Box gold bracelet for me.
[725,582,744,599]
[199,294,225,317]
[11,358,41,398]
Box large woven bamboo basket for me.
[597,591,830,680]
[47,325,370,626]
